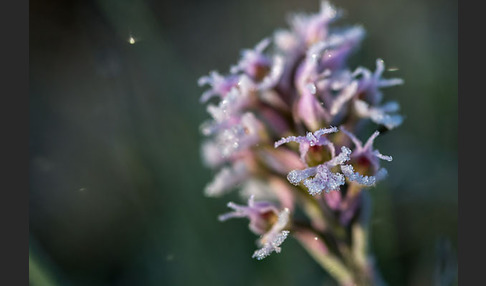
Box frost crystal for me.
[326,146,351,166]
[341,164,376,186]
[279,145,352,195]
[304,164,345,194]
[252,230,290,260]
[287,167,318,185]
[219,195,279,235]
[275,127,338,164]
[252,208,290,260]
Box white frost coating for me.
[330,81,358,116]
[275,127,337,148]
[284,146,350,195]
[287,167,317,185]
[252,231,290,260]
[341,164,376,186]
[303,165,345,195]
[218,195,277,221]
[341,127,392,161]
[326,146,351,166]
[340,126,393,176]
[274,127,338,165]
[252,208,290,260]
[374,151,392,162]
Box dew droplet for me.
[306,83,317,94]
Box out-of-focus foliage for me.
[29,0,457,285]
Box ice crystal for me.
[275,127,338,164]
[252,208,290,260]
[281,145,353,195]
[341,164,376,186]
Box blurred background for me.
[29,0,457,285]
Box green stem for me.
[293,226,355,286]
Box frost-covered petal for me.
[253,208,290,260]
[287,167,317,185]
[215,112,265,158]
[219,195,279,234]
[326,146,352,166]
[353,59,404,104]
[257,55,285,90]
[293,54,331,128]
[329,81,358,116]
[204,162,248,197]
[303,164,345,195]
[274,127,337,148]
[340,127,393,173]
[231,38,274,82]
[205,76,256,124]
[373,59,404,87]
[275,127,337,164]
[289,1,341,46]
[290,146,352,196]
[307,26,365,70]
[374,151,392,162]
[341,164,376,186]
[198,71,240,103]
[354,99,403,129]
[252,230,290,260]
[283,145,350,194]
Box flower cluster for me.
[199,1,403,284]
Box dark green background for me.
[29,0,457,285]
